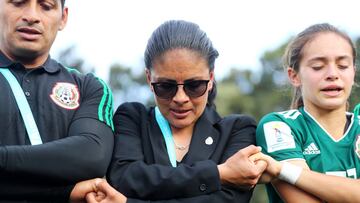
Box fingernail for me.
[95,179,102,187]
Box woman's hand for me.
[217,145,268,189]
[70,178,103,203]
[86,179,127,203]
[249,152,282,183]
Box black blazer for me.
[107,102,257,203]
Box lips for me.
[16,27,42,40]
[320,85,343,96]
[17,27,41,34]
[170,108,191,118]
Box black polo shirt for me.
[0,52,114,202]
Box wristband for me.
[278,162,302,185]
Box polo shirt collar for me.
[0,51,60,73]
[0,51,13,68]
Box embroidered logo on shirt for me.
[355,135,360,159]
[263,121,295,153]
[303,143,321,155]
[50,82,80,110]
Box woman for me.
[255,23,360,203]
[102,20,266,203]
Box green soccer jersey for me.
[256,107,360,203]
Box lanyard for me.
[155,106,177,167]
[0,68,43,145]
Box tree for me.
[108,63,152,108]
[348,36,360,109]
[57,45,93,73]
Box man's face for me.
[0,0,68,67]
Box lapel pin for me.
[205,136,213,145]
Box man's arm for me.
[0,118,114,199]
[0,75,114,200]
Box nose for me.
[325,64,339,81]
[172,85,189,104]
[22,3,41,25]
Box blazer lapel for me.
[184,107,221,164]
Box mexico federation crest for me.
[355,135,360,159]
[50,82,80,110]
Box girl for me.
[256,23,359,203]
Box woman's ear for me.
[208,71,215,90]
[288,67,301,87]
[145,69,154,91]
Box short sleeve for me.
[256,112,305,161]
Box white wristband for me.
[278,162,302,185]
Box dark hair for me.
[144,20,219,107]
[283,23,356,109]
[60,0,65,8]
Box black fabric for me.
[0,52,114,202]
[108,102,257,203]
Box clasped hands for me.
[70,178,126,203]
[70,145,282,202]
[218,145,283,189]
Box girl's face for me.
[289,32,355,113]
[146,48,214,130]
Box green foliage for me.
[216,40,292,121]
[348,37,360,110]
[108,63,152,107]
[57,45,92,73]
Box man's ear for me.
[59,7,68,31]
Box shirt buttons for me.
[25,91,30,97]
[199,183,207,192]
[25,79,30,83]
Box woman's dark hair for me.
[144,20,219,107]
[283,23,356,109]
[61,0,65,8]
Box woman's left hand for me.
[86,179,127,203]
[249,152,282,182]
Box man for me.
[0,0,114,202]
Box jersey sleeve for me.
[73,73,114,131]
[0,73,115,200]
[256,111,305,161]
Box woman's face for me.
[147,48,214,130]
[289,32,355,112]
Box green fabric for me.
[256,107,360,203]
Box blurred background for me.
[52,0,360,202]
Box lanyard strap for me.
[155,107,177,167]
[0,68,42,145]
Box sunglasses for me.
[151,80,210,99]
